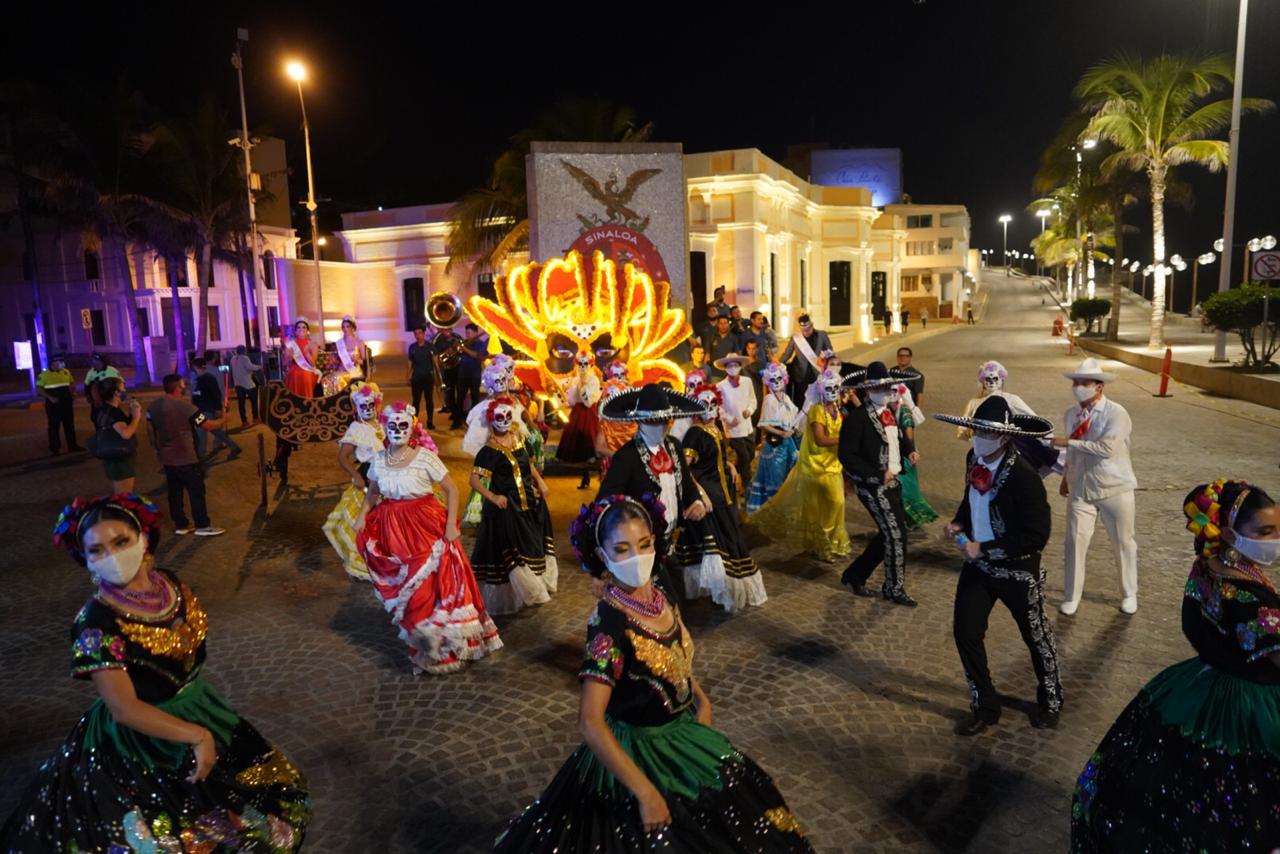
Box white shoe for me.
[1059,599,1080,616]
[1120,597,1138,615]
[194,527,225,537]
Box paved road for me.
[2,272,1278,852]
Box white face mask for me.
[637,422,667,446]
[981,375,1004,393]
[972,434,1006,460]
[1072,384,1098,403]
[604,552,656,588]
[726,365,741,377]
[868,389,892,407]
[384,414,414,446]
[1233,532,1280,567]
[88,537,147,587]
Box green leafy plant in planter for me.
[1069,298,1113,335]
[1203,284,1279,369]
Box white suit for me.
[1062,396,1139,608]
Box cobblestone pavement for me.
[2,273,1278,853]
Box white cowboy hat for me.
[713,352,750,370]
[1062,358,1116,383]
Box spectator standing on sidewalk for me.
[192,358,241,460]
[921,308,929,328]
[93,376,142,493]
[146,374,226,536]
[83,353,122,432]
[229,345,262,426]
[37,354,81,455]
[407,324,437,430]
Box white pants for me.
[1064,491,1138,603]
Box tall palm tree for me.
[447,96,654,274]
[44,79,157,383]
[1076,52,1274,348]
[150,94,242,355]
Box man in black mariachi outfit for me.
[598,383,711,602]
[838,361,918,607]
[934,395,1062,735]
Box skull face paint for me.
[607,362,628,381]
[817,369,841,404]
[575,352,592,371]
[696,390,720,423]
[762,364,788,393]
[490,403,515,434]
[684,370,706,396]
[383,408,415,447]
[977,361,1007,394]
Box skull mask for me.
[490,403,515,434]
[575,353,592,371]
[763,365,787,392]
[383,408,415,447]
[482,366,509,395]
[684,370,706,396]
[978,361,1007,394]
[607,362,628,381]
[356,397,379,422]
[696,390,720,422]
[818,371,842,404]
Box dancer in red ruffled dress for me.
[355,402,501,674]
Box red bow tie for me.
[969,464,994,494]
[879,408,897,428]
[649,447,674,476]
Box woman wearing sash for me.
[284,318,319,399]
[779,311,833,410]
[335,315,371,386]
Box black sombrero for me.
[846,361,898,390]
[601,383,707,424]
[933,395,1053,437]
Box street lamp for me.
[1245,235,1277,280]
[286,59,324,339]
[1212,0,1251,361]
[1169,255,1187,313]
[999,214,1012,276]
[1190,252,1216,315]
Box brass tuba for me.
[427,292,463,329]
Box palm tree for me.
[150,94,242,355]
[1075,52,1274,348]
[132,202,197,375]
[44,79,157,384]
[447,96,654,274]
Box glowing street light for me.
[285,58,324,336]
[1190,252,1217,314]
[999,214,1012,276]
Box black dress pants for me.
[164,463,210,529]
[410,375,435,427]
[452,373,481,425]
[952,560,1062,716]
[45,393,78,452]
[842,482,907,597]
[440,367,460,414]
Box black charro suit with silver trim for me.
[951,445,1061,717]
[839,400,913,597]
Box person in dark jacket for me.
[192,358,240,460]
[838,362,917,607]
[934,395,1060,735]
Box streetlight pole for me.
[232,29,266,351]
[287,61,324,341]
[1191,252,1215,316]
[1213,0,1249,361]
[999,214,1012,277]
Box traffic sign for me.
[80,308,93,329]
[1252,251,1280,281]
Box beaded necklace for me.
[101,568,168,604]
[607,583,665,618]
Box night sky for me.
[6,1,1278,287]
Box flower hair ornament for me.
[53,493,163,567]
[1184,479,1232,558]
[485,395,517,425]
[569,493,667,578]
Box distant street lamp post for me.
[286,60,324,339]
[1035,208,1050,277]
[1191,252,1216,316]
[999,214,1012,277]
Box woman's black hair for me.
[96,376,125,403]
[78,504,142,548]
[571,495,662,578]
[1231,484,1275,531]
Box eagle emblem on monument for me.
[560,159,662,233]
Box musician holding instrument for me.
[452,323,487,429]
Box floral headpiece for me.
[350,382,383,407]
[378,401,439,453]
[569,493,667,578]
[481,364,509,395]
[692,383,723,406]
[1184,479,1237,557]
[53,493,162,567]
[761,362,788,387]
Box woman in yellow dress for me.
[749,368,851,562]
[323,382,386,581]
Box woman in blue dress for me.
[746,363,801,512]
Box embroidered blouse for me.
[1183,558,1280,683]
[579,599,695,727]
[368,447,448,500]
[339,420,385,464]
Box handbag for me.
[88,414,137,461]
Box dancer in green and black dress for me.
[1,494,310,852]
[495,493,811,853]
[1071,479,1280,851]
[469,396,558,615]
